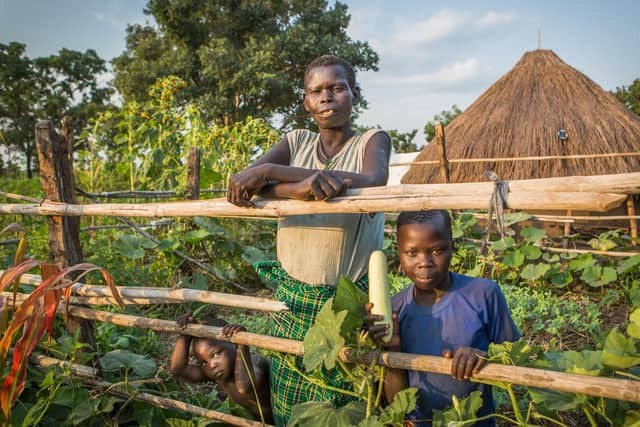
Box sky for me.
[1,0,639,144]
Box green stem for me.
[374,366,385,409]
[239,349,266,426]
[282,357,358,398]
[506,384,524,424]
[583,405,598,427]
[365,381,373,419]
[532,411,569,427]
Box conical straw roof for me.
[402,50,640,184]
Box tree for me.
[112,0,379,128]
[612,79,640,116]
[423,105,462,143]
[0,42,112,177]
[388,129,418,153]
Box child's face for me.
[193,339,235,382]
[397,221,452,292]
[303,64,359,129]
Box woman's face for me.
[303,64,359,129]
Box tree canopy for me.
[423,105,462,143]
[612,79,640,117]
[112,0,379,128]
[0,42,111,177]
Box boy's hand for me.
[228,165,268,207]
[222,324,247,338]
[443,347,487,381]
[176,310,195,329]
[292,171,348,201]
[364,303,401,351]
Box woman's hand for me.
[227,165,269,207]
[176,310,195,329]
[364,303,401,351]
[290,171,349,201]
[443,347,487,380]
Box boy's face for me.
[397,221,452,292]
[303,64,359,129]
[193,339,235,382]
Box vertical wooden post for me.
[35,117,97,353]
[435,123,450,184]
[563,210,572,248]
[187,147,201,200]
[628,196,638,240]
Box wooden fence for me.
[1,119,640,425]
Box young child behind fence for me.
[169,314,273,424]
[367,210,520,427]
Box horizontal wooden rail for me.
[3,173,638,217]
[471,212,640,224]
[28,354,270,427]
[460,238,640,258]
[78,189,226,200]
[51,305,639,403]
[389,152,640,167]
[1,274,287,312]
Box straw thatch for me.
[402,50,640,184]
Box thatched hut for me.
[402,50,640,184]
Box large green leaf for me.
[520,263,550,281]
[502,250,524,267]
[618,254,640,275]
[303,300,347,371]
[183,229,212,243]
[520,244,542,260]
[334,276,368,339]
[537,350,602,376]
[627,308,640,339]
[568,254,595,271]
[528,388,587,411]
[288,401,365,427]
[193,217,225,235]
[491,236,515,252]
[520,227,545,243]
[378,387,418,424]
[114,234,146,259]
[431,391,483,427]
[602,329,640,369]
[100,350,157,377]
[241,245,265,265]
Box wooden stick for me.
[28,354,270,427]
[2,291,176,307]
[389,151,640,166]
[0,275,287,311]
[60,306,640,403]
[0,190,628,217]
[461,238,640,258]
[187,147,201,200]
[471,212,640,223]
[628,196,638,239]
[0,190,42,203]
[77,189,226,199]
[435,124,450,184]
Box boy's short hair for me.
[304,54,357,89]
[396,210,452,240]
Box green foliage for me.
[0,42,111,177]
[432,391,483,427]
[612,78,640,116]
[423,105,462,142]
[303,300,347,372]
[386,129,418,153]
[112,0,379,128]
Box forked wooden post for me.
[628,196,638,240]
[435,123,450,183]
[187,147,201,200]
[34,117,97,355]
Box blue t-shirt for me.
[392,273,520,427]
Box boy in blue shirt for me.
[367,210,520,426]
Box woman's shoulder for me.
[286,129,317,145]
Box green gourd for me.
[368,250,392,342]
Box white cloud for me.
[369,58,481,87]
[391,10,468,46]
[476,11,515,29]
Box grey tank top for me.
[277,128,388,286]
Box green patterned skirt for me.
[254,261,368,427]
